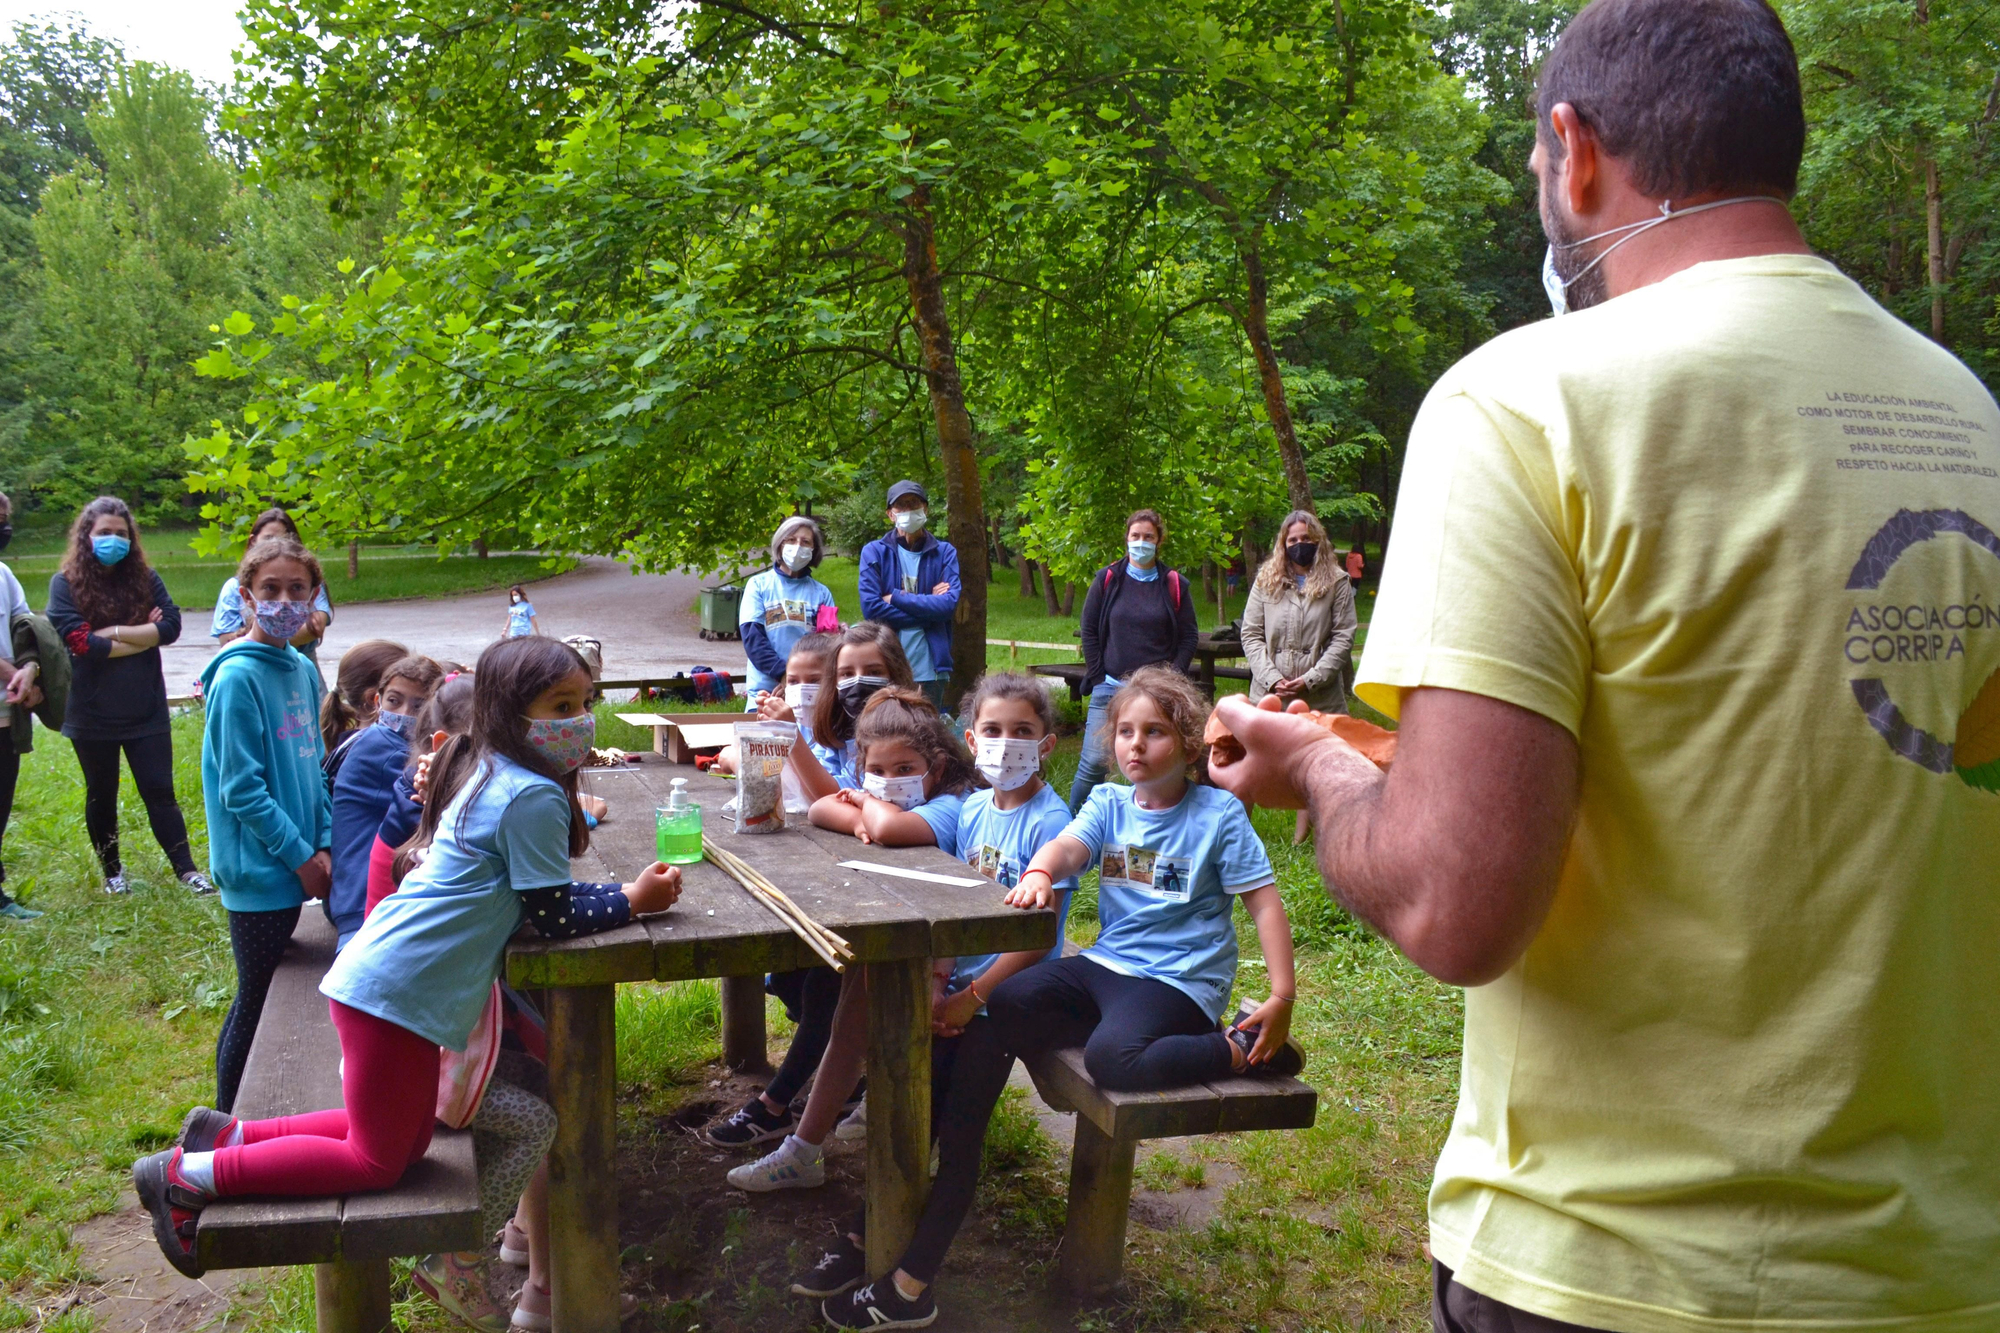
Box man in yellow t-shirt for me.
[1210,1,2000,1330]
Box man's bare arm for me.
[1209,688,1578,986]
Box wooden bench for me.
[196,913,482,1333]
[1029,662,1089,703]
[1022,1046,1317,1298]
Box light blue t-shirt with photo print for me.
[1060,782,1275,1019]
[894,544,935,682]
[951,783,1077,993]
[323,755,575,1050]
[908,788,965,857]
[738,567,835,695]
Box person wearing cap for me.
[858,482,960,711]
[738,516,837,703]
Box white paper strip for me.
[837,860,987,888]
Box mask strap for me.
[1550,196,1788,301]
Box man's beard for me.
[1538,164,1609,313]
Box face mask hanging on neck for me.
[1542,195,1786,317]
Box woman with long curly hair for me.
[44,496,205,894]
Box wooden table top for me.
[507,764,1058,988]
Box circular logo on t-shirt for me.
[1843,508,2000,791]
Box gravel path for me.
[158,556,749,695]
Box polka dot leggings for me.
[215,905,303,1113]
[471,1077,556,1236]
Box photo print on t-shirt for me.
[1104,846,1193,903]
[762,599,813,627]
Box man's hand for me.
[297,850,333,899]
[625,862,683,915]
[931,581,950,595]
[5,662,39,706]
[1206,695,1371,809]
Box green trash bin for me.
[698,584,742,640]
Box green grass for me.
[0,697,1456,1332]
[3,524,576,611]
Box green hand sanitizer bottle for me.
[656,777,704,865]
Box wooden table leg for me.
[547,984,620,1333]
[720,974,770,1073]
[864,957,931,1277]
[314,1257,391,1333]
[1056,1117,1138,1298]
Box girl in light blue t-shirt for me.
[503,585,538,638]
[133,637,681,1313]
[727,686,978,1197]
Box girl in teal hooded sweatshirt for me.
[195,536,333,1112]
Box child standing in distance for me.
[820,666,1302,1330]
[134,637,683,1283]
[329,654,443,949]
[793,621,918,797]
[504,585,539,638]
[792,673,1078,1306]
[739,517,836,707]
[195,537,336,1113]
[730,689,979,1192]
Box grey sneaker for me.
[104,873,131,895]
[179,871,215,895]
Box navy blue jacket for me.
[328,722,411,946]
[858,531,961,676]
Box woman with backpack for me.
[1068,508,1198,812]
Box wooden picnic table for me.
[508,764,1058,1333]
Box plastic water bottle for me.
[656,778,704,865]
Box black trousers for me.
[71,733,195,879]
[878,955,1233,1284]
[1433,1262,1611,1333]
[214,904,303,1112]
[0,743,17,903]
[764,966,844,1107]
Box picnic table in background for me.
[508,764,1058,1333]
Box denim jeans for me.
[1066,678,1121,813]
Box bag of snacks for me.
[733,720,797,833]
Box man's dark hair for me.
[1537,0,1804,200]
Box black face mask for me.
[1286,541,1318,569]
[837,675,891,720]
[0,523,11,553]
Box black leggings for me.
[215,905,303,1112]
[0,744,17,904]
[888,954,1234,1283]
[71,733,195,879]
[764,966,843,1107]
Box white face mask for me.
[785,681,820,713]
[1542,195,1785,317]
[975,736,1045,791]
[863,771,928,810]
[893,509,928,535]
[780,540,812,572]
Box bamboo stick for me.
[702,836,853,969]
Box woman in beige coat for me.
[1242,509,1358,713]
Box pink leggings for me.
[213,1001,440,1198]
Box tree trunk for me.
[1240,527,1260,581]
[347,539,359,580]
[1059,580,1076,617]
[1237,246,1315,513]
[1201,559,1216,606]
[1924,156,1946,343]
[901,190,986,705]
[1018,547,1036,598]
[1040,562,1061,616]
[475,533,489,559]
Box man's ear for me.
[1548,102,1598,218]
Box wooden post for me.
[719,975,769,1073]
[1056,1117,1138,1299]
[314,1257,391,1333]
[864,957,932,1278]
[547,984,620,1333]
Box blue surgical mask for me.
[92,534,131,565]
[1127,539,1157,567]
